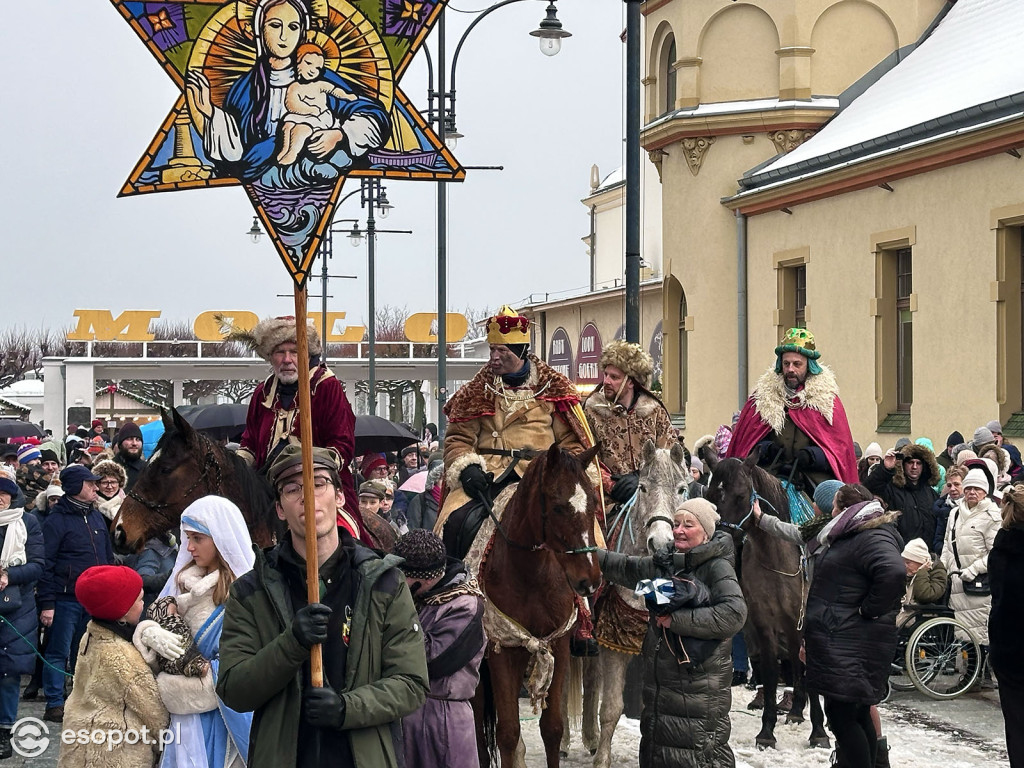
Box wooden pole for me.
[294,285,323,687]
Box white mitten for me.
[141,625,187,661]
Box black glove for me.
[797,446,828,472]
[459,464,492,499]
[291,603,332,649]
[303,686,346,730]
[609,472,640,503]
[652,544,676,576]
[755,441,780,466]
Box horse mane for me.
[746,462,792,524]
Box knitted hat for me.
[87,436,106,455]
[16,445,41,465]
[864,442,884,460]
[600,340,654,389]
[91,419,104,429]
[360,453,387,476]
[901,538,931,565]
[400,445,419,459]
[75,566,142,621]
[0,477,18,499]
[813,479,844,516]
[986,420,1002,435]
[39,449,59,465]
[946,431,965,448]
[973,426,995,448]
[266,444,341,488]
[773,328,823,375]
[962,468,990,494]
[115,422,143,444]
[486,305,530,346]
[45,484,64,500]
[60,464,102,496]
[393,529,447,580]
[674,498,719,539]
[218,315,323,362]
[894,437,912,451]
[358,481,385,500]
[689,456,703,474]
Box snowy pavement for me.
[523,687,1008,767]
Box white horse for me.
[561,440,687,767]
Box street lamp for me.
[425,0,572,438]
[246,216,263,244]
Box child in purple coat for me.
[395,530,485,768]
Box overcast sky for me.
[0,2,626,335]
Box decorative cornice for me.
[642,75,657,86]
[681,136,715,176]
[641,107,836,152]
[648,148,668,182]
[775,46,815,58]
[768,129,817,154]
[673,57,702,70]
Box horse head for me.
[703,450,759,530]
[114,408,222,553]
[634,440,688,554]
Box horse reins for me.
[127,433,223,512]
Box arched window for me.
[661,36,677,116]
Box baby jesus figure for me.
[277,43,358,166]
[146,596,208,677]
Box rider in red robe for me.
[727,328,858,486]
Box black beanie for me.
[115,422,143,445]
[946,431,965,448]
[505,343,529,360]
[394,530,447,580]
[40,449,60,464]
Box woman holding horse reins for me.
[597,498,747,768]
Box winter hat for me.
[60,464,101,496]
[358,481,385,500]
[218,315,323,361]
[962,468,990,494]
[0,477,18,499]
[393,529,447,580]
[946,431,965,448]
[400,445,419,459]
[813,479,844,516]
[360,453,387,476]
[114,422,143,444]
[45,484,64,500]
[75,565,142,621]
[0,444,16,461]
[91,419,104,429]
[87,436,106,455]
[674,498,719,540]
[92,459,128,489]
[267,444,341,488]
[600,340,655,389]
[973,426,995,448]
[853,442,862,460]
[689,456,703,474]
[16,445,41,465]
[864,442,884,460]
[953,444,975,463]
[773,327,823,375]
[894,437,912,451]
[986,420,1002,435]
[901,538,931,565]
[39,449,59,465]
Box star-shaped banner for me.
[110,0,463,286]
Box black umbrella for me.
[0,420,44,440]
[354,415,420,455]
[179,403,250,441]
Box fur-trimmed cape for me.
[445,355,581,423]
[728,365,858,483]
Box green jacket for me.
[216,538,428,768]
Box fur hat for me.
[962,468,990,494]
[901,538,931,565]
[91,459,128,489]
[891,443,941,488]
[75,565,142,621]
[486,306,530,346]
[218,315,322,361]
[674,498,719,540]
[774,328,823,375]
[599,340,654,389]
[813,479,844,515]
[393,529,447,580]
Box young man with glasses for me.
[217,443,427,768]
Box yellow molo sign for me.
[67,311,469,344]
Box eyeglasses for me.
[279,476,334,502]
[97,478,120,487]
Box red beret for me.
[75,566,142,621]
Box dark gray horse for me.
[703,450,828,750]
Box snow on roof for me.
[748,0,1024,185]
[645,96,839,132]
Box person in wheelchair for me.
[895,538,948,629]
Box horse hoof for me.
[809,736,831,749]
[559,751,568,759]
[785,714,805,725]
[755,738,777,751]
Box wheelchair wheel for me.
[889,629,916,691]
[905,616,982,700]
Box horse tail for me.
[567,655,584,730]
[479,658,498,768]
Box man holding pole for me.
[217,444,428,768]
[227,315,363,537]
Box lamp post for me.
[424,0,572,438]
[625,0,642,344]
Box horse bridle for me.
[477,477,598,556]
[127,433,223,512]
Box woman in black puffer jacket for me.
[804,495,905,768]
[598,499,747,768]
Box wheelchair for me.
[886,604,983,701]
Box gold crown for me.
[486,305,530,345]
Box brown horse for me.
[702,450,828,750]
[114,408,278,553]
[475,444,603,768]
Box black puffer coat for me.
[804,503,906,704]
[988,523,1024,687]
[598,531,747,768]
[864,442,940,546]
